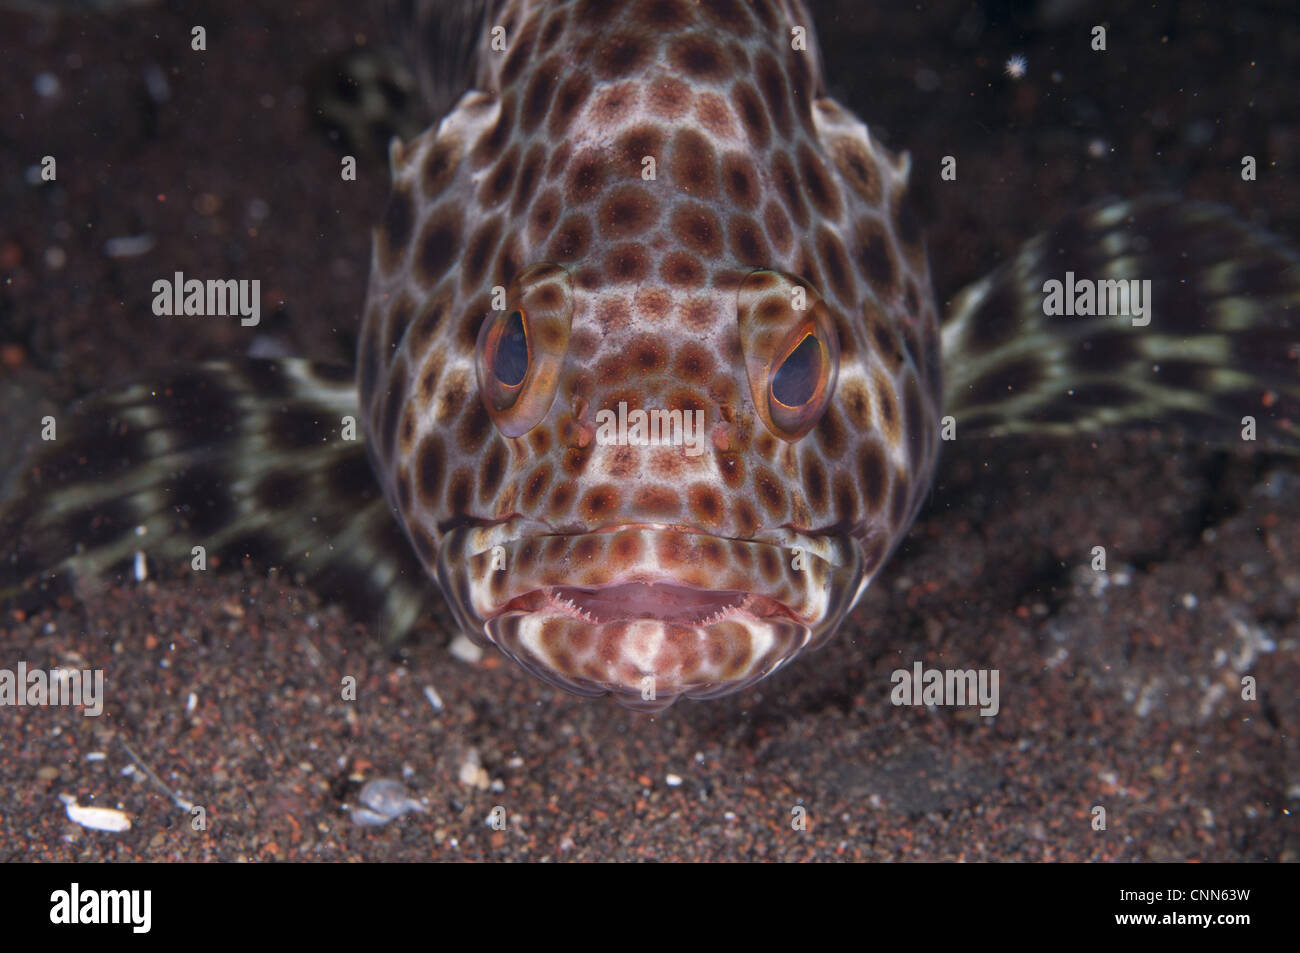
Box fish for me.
[3,0,1298,711]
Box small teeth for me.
[697,608,733,627]
[548,592,737,628]
[552,594,596,624]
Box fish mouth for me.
[435,521,865,711]
[505,582,799,626]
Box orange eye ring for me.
[769,324,835,434]
[474,264,574,438]
[737,270,840,441]
[479,307,530,407]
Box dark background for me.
[1,0,1296,860]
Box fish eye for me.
[475,263,574,438]
[491,309,529,387]
[736,269,839,441]
[771,332,822,408]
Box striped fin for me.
[0,360,438,641]
[386,0,496,120]
[942,196,1300,450]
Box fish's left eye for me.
[737,270,840,441]
[475,263,574,438]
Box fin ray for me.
[1,359,439,641]
[942,196,1300,449]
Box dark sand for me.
[1,0,1296,861]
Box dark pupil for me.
[771,334,821,407]
[492,310,529,386]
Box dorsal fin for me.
[387,0,497,120]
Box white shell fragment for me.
[457,749,490,790]
[448,635,483,664]
[350,778,426,827]
[60,794,132,832]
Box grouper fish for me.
[3,0,1298,710]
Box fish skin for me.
[2,1,1298,711]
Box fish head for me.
[362,4,944,708]
[428,252,868,709]
[420,253,935,710]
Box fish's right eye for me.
[489,309,529,387]
[475,264,574,438]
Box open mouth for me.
[433,520,868,708]
[500,582,798,627]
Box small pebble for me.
[458,749,490,790]
[449,635,483,664]
[350,778,425,827]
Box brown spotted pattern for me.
[361,0,942,709]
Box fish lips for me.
[436,523,864,709]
